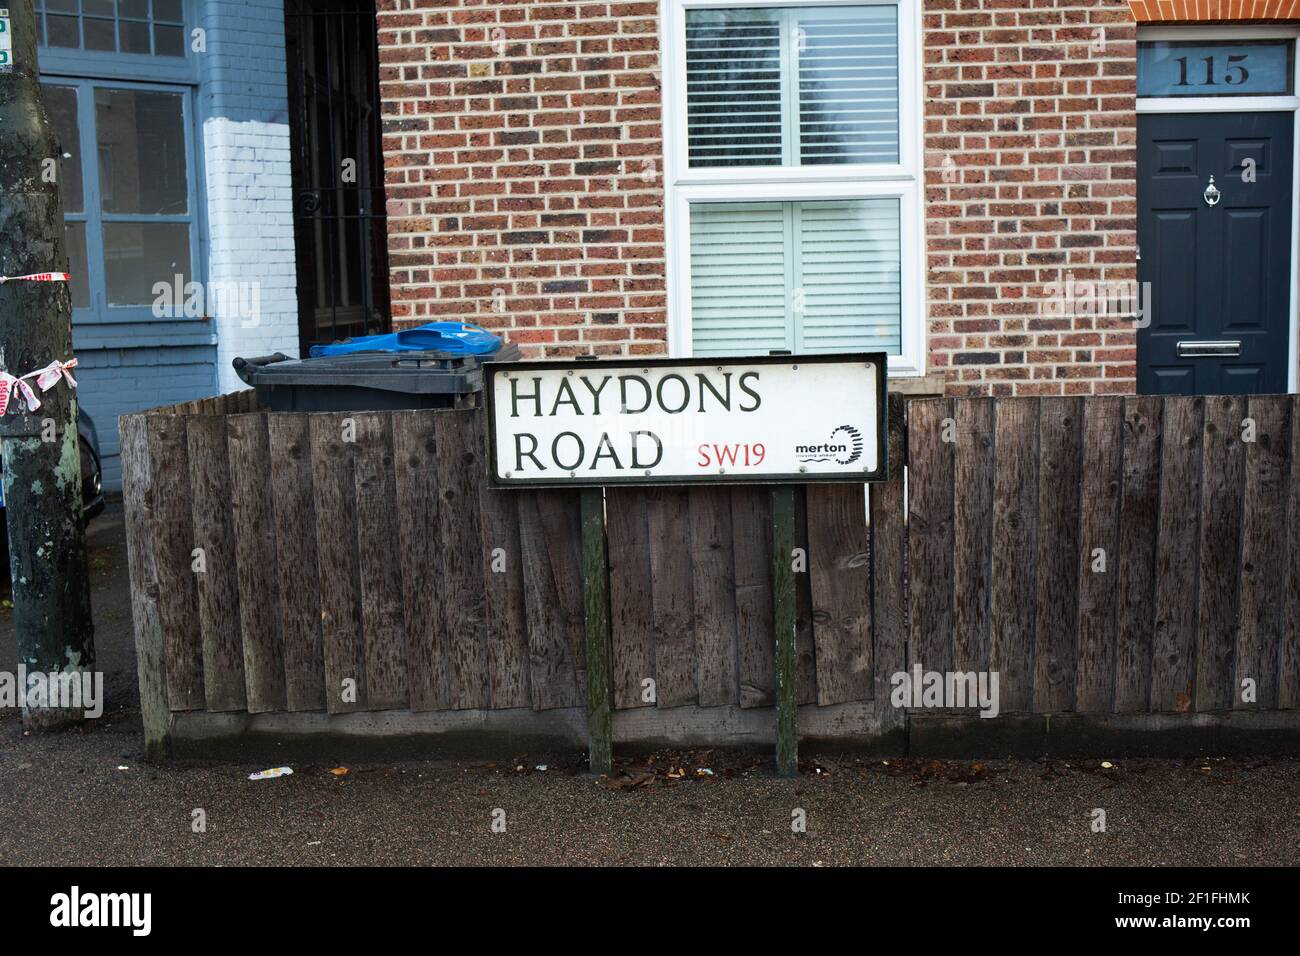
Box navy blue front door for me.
[1136,111,1293,394]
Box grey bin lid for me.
[234,345,520,395]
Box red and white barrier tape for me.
[0,272,71,285]
[0,358,78,416]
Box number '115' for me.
[1174,54,1249,87]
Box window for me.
[666,0,921,374]
[43,80,198,321]
[1136,39,1295,98]
[689,199,901,354]
[685,5,900,167]
[36,0,187,58]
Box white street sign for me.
[0,10,13,71]
[484,354,887,487]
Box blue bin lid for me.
[309,322,502,357]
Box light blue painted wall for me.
[73,345,219,490]
[48,0,294,492]
[199,0,293,127]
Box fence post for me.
[580,486,613,774]
[119,414,172,760]
[771,485,799,777]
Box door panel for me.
[1223,208,1267,329]
[1137,111,1293,394]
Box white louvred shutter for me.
[795,199,902,353]
[795,7,900,165]
[685,10,784,167]
[689,202,792,356]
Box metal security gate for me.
[284,0,391,353]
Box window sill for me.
[887,371,944,397]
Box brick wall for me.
[923,0,1139,396]
[376,0,667,358]
[375,0,1142,388]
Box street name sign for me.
[483,353,887,487]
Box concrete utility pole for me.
[0,2,95,729]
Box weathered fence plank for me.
[475,412,531,711]
[227,413,285,713]
[539,489,588,701]
[518,491,583,710]
[871,394,907,728]
[1235,395,1292,710]
[121,415,170,756]
[689,486,739,707]
[807,483,872,705]
[1115,397,1162,713]
[187,415,246,712]
[607,488,654,709]
[1033,398,1083,714]
[391,411,445,711]
[433,409,490,710]
[771,485,799,777]
[793,486,817,705]
[581,487,613,773]
[1282,397,1300,710]
[267,413,326,711]
[146,414,204,711]
[1151,396,1204,712]
[353,412,409,711]
[908,398,954,677]
[647,488,696,707]
[310,413,366,713]
[1193,395,1246,712]
[952,397,993,676]
[516,492,563,709]
[1075,397,1123,714]
[731,486,774,708]
[990,399,1039,713]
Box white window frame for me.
[662,0,925,375]
[1136,23,1300,394]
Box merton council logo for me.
[794,425,863,466]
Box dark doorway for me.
[1136,111,1293,394]
[284,0,392,354]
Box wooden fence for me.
[121,391,1300,760]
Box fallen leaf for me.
[599,771,656,791]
